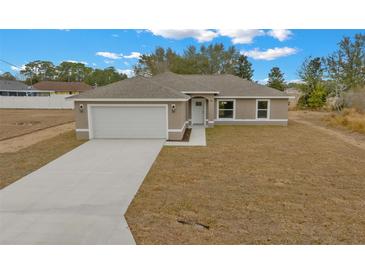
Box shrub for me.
[307,84,327,109]
[324,108,365,134]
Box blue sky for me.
[0,29,363,82]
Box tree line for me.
[296,33,364,108]
[1,61,127,87]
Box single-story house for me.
[33,81,92,95]
[70,72,292,140]
[0,79,32,96]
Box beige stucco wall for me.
[270,99,288,119]
[74,100,187,140]
[235,99,256,119]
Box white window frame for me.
[216,99,236,120]
[256,99,270,120]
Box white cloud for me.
[10,65,25,72]
[149,29,218,42]
[112,34,119,37]
[218,29,265,44]
[59,29,70,32]
[122,52,141,59]
[92,63,97,67]
[96,51,122,59]
[287,79,304,84]
[65,60,88,65]
[96,51,141,60]
[242,47,298,60]
[267,29,293,41]
[104,60,114,64]
[257,78,269,84]
[117,69,134,78]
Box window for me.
[195,101,202,106]
[218,100,234,119]
[257,100,269,119]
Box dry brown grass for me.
[126,123,365,244]
[324,108,365,134]
[0,109,74,140]
[0,130,85,189]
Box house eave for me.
[68,97,190,102]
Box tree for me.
[0,72,16,80]
[20,60,56,84]
[134,43,242,76]
[298,57,324,91]
[84,67,127,86]
[56,62,93,82]
[234,54,254,81]
[324,34,365,91]
[297,56,328,108]
[267,67,286,91]
[134,47,175,76]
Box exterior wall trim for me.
[182,91,219,94]
[215,96,294,99]
[86,103,169,139]
[214,119,288,122]
[70,98,189,102]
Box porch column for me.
[207,96,215,128]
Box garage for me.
[89,105,168,139]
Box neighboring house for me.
[0,79,75,109]
[70,72,292,140]
[0,79,33,96]
[33,81,92,95]
[284,88,302,109]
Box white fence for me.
[0,95,74,109]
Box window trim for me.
[256,99,270,120]
[216,99,236,120]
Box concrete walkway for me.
[165,125,206,146]
[0,139,164,244]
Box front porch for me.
[185,92,217,128]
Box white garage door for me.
[90,105,167,139]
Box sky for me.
[0,29,363,83]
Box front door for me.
[192,98,205,125]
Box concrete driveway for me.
[0,139,164,244]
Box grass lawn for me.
[0,131,85,189]
[126,122,365,244]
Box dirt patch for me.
[0,122,75,153]
[0,130,85,189]
[126,123,365,244]
[0,109,74,140]
[290,111,365,151]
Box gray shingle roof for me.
[0,80,30,91]
[71,72,287,100]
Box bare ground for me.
[126,121,365,244]
[0,109,74,140]
[289,111,365,151]
[0,122,75,153]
